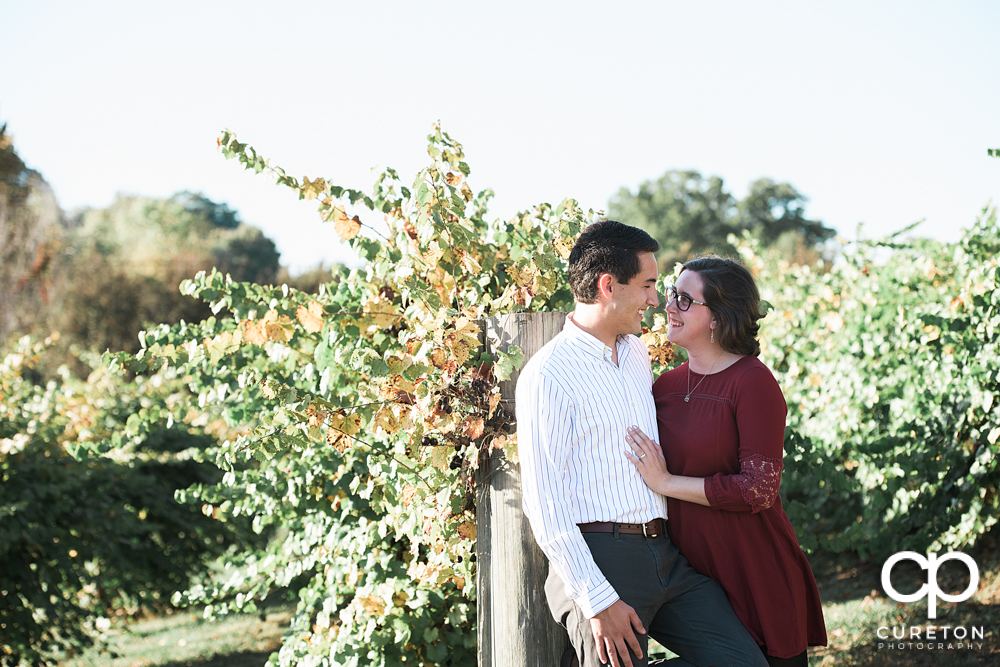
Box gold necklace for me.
[685,353,722,403]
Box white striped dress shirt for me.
[517,313,667,618]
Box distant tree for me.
[736,178,835,246]
[608,170,735,270]
[56,192,281,356]
[0,124,64,342]
[608,170,835,270]
[174,190,240,228]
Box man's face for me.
[607,251,659,336]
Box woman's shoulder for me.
[729,357,786,408]
[729,355,778,382]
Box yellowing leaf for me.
[399,406,417,431]
[328,429,350,454]
[420,241,446,269]
[301,176,326,200]
[453,317,481,339]
[459,251,482,275]
[265,315,294,342]
[501,432,519,464]
[641,328,675,367]
[461,416,485,440]
[329,410,362,436]
[400,485,418,507]
[445,172,463,186]
[358,594,386,616]
[488,392,501,419]
[374,404,401,435]
[407,561,446,585]
[334,207,362,240]
[427,443,451,471]
[431,266,457,305]
[358,295,401,331]
[449,336,473,366]
[260,379,280,400]
[457,521,476,541]
[296,301,325,333]
[552,236,574,260]
[442,318,481,367]
[306,403,328,428]
[430,347,452,371]
[242,319,268,346]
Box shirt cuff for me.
[575,580,620,619]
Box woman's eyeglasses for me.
[666,286,708,312]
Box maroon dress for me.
[653,356,826,659]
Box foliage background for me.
[2,122,999,666]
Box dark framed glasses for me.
[666,286,708,312]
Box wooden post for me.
[477,312,569,667]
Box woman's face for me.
[666,269,715,350]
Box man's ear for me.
[597,273,614,300]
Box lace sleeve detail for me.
[732,453,782,513]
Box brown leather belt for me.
[578,519,666,538]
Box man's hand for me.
[590,599,646,667]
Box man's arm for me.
[517,369,619,618]
[519,366,647,667]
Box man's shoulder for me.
[519,330,575,380]
[623,333,646,353]
[622,333,650,366]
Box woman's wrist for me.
[661,474,711,507]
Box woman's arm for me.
[625,364,787,512]
[703,365,786,513]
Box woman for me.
[623,256,826,667]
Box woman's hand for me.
[623,426,671,495]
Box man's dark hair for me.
[568,220,660,303]
[682,256,764,356]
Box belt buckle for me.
[643,520,659,538]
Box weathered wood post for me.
[477,312,569,667]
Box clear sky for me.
[2,1,998,273]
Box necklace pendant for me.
[684,396,690,403]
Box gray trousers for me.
[546,532,768,667]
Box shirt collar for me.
[563,312,631,363]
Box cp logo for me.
[881,551,979,619]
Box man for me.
[517,220,767,667]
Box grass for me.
[59,607,291,667]
[59,534,1000,667]
[806,537,1000,667]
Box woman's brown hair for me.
[682,256,763,357]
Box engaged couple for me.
[517,221,828,667]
